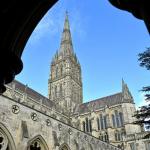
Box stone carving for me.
[12,105,20,114]
[58,124,62,131]
[31,112,38,121]
[46,119,51,126]
[68,128,72,135]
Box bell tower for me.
[48,12,83,114]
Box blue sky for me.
[16,0,150,107]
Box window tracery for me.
[59,144,70,150]
[28,136,48,150]
[29,141,41,150]
[0,132,9,150]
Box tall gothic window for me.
[55,86,57,97]
[104,115,107,129]
[115,130,122,141]
[99,134,103,141]
[104,132,109,143]
[83,121,86,132]
[129,142,136,150]
[100,114,104,130]
[115,110,120,127]
[89,119,92,132]
[97,118,100,130]
[60,84,62,96]
[55,66,58,78]
[86,118,89,132]
[119,112,124,127]
[60,65,63,76]
[112,114,116,127]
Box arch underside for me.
[0,123,16,150]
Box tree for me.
[138,48,150,101]
[134,48,150,137]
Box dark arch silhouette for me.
[59,143,70,150]
[0,0,57,93]
[27,135,49,150]
[0,1,149,93]
[0,122,16,150]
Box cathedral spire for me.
[122,79,134,103]
[59,11,74,55]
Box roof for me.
[7,80,55,108]
[78,92,124,114]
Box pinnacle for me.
[59,12,74,56]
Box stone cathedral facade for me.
[0,13,150,150]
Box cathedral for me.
[0,13,150,150]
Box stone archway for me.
[0,123,16,150]
[27,135,49,150]
[59,143,70,150]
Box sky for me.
[16,0,150,108]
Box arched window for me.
[89,119,92,132]
[119,112,124,127]
[99,134,103,141]
[0,123,16,150]
[104,115,107,129]
[104,132,109,142]
[115,110,120,127]
[100,114,104,130]
[121,129,126,140]
[114,130,121,141]
[60,65,63,76]
[27,135,48,150]
[55,86,57,97]
[82,121,86,132]
[112,114,116,127]
[86,118,89,132]
[60,84,62,96]
[56,66,58,78]
[115,132,118,141]
[97,118,100,130]
[59,143,70,150]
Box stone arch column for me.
[0,123,16,150]
[27,135,49,150]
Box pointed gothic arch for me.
[59,143,70,150]
[0,123,16,150]
[27,135,49,150]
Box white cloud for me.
[27,10,64,44]
[70,10,87,40]
[27,1,87,45]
